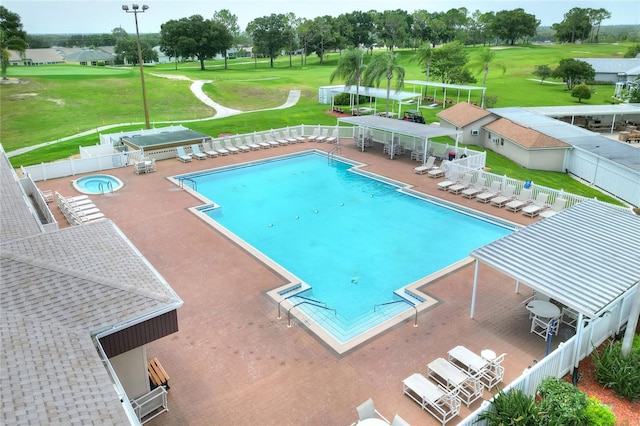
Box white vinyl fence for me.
[565,146,640,207]
[459,286,637,426]
[21,151,136,181]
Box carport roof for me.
[470,200,640,318]
[330,85,421,101]
[490,106,640,171]
[338,115,459,139]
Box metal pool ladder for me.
[374,298,419,327]
[328,146,341,163]
[98,180,114,195]
[178,177,197,191]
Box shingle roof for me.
[437,102,494,127]
[64,49,115,62]
[0,151,181,425]
[484,118,571,149]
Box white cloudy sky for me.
[4,0,639,34]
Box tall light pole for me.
[122,4,150,129]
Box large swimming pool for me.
[177,152,513,351]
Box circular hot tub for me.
[73,174,123,194]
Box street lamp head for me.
[132,4,139,10]
[121,5,129,11]
[142,5,149,11]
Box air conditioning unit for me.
[470,129,479,136]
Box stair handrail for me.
[374,298,418,327]
[287,301,336,327]
[278,294,326,319]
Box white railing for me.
[129,386,168,424]
[18,176,58,232]
[459,286,637,425]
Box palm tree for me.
[362,51,405,116]
[329,48,365,110]
[469,48,506,108]
[413,43,434,81]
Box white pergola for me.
[337,115,461,160]
[469,200,640,381]
[406,80,487,108]
[330,86,422,118]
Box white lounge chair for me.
[201,142,219,157]
[437,171,460,191]
[307,128,321,141]
[540,197,567,218]
[403,373,461,426]
[325,129,339,143]
[256,135,272,149]
[190,144,207,160]
[232,137,251,153]
[427,357,484,407]
[461,177,486,199]
[176,146,192,162]
[476,181,502,203]
[221,139,240,154]
[522,192,549,217]
[490,184,516,207]
[244,136,261,151]
[280,130,297,144]
[213,141,230,156]
[291,129,306,142]
[448,173,473,195]
[505,188,533,212]
[414,156,436,174]
[315,128,329,142]
[428,160,448,179]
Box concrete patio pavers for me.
[37,140,570,426]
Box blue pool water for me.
[74,174,123,194]
[181,153,512,343]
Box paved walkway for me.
[36,142,575,426]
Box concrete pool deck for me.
[37,140,574,426]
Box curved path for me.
[7,74,301,157]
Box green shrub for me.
[476,388,540,425]
[583,396,616,426]
[592,337,640,401]
[537,377,588,425]
[332,92,371,106]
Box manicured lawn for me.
[1,43,634,205]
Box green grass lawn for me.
[1,43,633,205]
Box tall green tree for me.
[0,6,28,80]
[362,51,405,115]
[413,43,434,81]
[375,9,412,50]
[552,58,595,90]
[491,8,539,45]
[430,41,469,84]
[551,8,592,43]
[533,65,553,84]
[330,48,366,109]
[343,11,375,49]
[587,8,611,43]
[469,48,506,107]
[160,15,232,70]
[212,9,239,70]
[247,14,289,68]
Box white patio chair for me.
[530,316,559,341]
[352,398,389,425]
[561,306,579,330]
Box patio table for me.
[526,300,561,319]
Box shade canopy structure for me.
[406,80,487,108]
[338,115,460,159]
[330,86,422,117]
[470,200,639,319]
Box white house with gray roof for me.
[577,57,640,84]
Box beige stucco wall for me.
[485,134,568,171]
